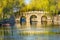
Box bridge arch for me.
[41,15,47,22]
[30,15,37,24]
[20,16,26,25]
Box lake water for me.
[0,22,60,40]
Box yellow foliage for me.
[58,1,60,10]
[0,0,59,12]
[21,0,49,11]
[50,5,56,12]
[0,8,3,13]
[3,0,7,7]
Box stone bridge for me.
[23,11,49,23]
[16,11,53,28]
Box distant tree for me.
[58,11,60,15]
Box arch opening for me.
[20,16,26,25]
[30,15,37,25]
[41,15,47,27]
[41,15,47,22]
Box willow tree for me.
[57,0,60,14]
[20,0,49,12]
[20,0,26,12]
[48,0,58,22]
[0,0,4,20]
[2,0,12,19]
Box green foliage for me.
[3,7,10,14]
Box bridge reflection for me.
[16,20,60,30]
[0,21,60,40]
